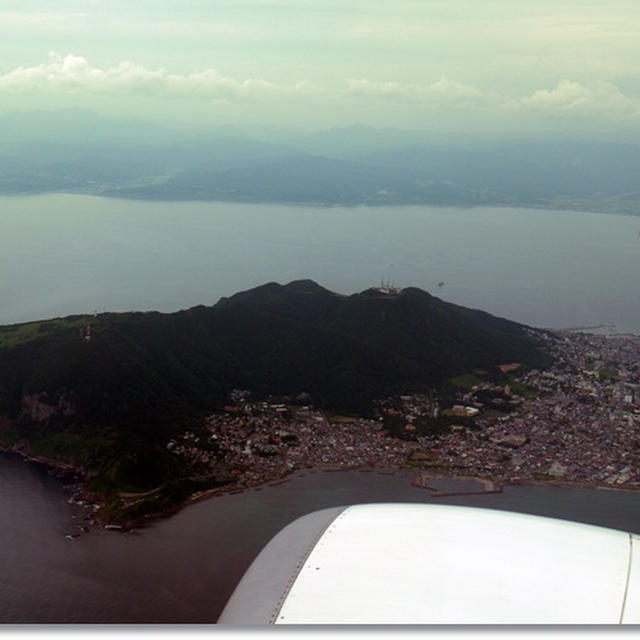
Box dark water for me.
[1,453,639,623]
[2,194,640,332]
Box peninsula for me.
[4,280,635,528]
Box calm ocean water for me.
[2,454,640,623]
[2,194,640,623]
[2,194,640,331]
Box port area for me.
[411,469,501,497]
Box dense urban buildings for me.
[168,330,640,499]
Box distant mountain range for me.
[0,280,550,515]
[1,110,639,214]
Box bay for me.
[1,452,640,623]
[3,194,640,623]
[1,194,640,332]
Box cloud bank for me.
[510,80,640,121]
[347,76,640,124]
[2,53,640,132]
[0,53,310,101]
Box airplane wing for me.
[218,503,640,624]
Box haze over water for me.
[2,193,640,332]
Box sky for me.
[1,0,640,138]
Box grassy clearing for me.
[506,377,538,399]
[598,368,618,382]
[0,316,92,348]
[449,372,482,390]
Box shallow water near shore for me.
[2,453,640,623]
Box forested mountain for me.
[0,280,549,516]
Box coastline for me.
[6,319,640,532]
[0,442,86,479]
[97,463,640,530]
[11,190,639,219]
[2,442,640,533]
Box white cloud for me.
[346,76,483,106]
[503,80,640,121]
[0,53,311,101]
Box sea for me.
[2,454,640,624]
[2,194,640,332]
[1,193,640,623]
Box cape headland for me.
[2,280,636,529]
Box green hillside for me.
[0,281,551,522]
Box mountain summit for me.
[211,280,547,408]
[0,280,549,511]
[0,280,548,423]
